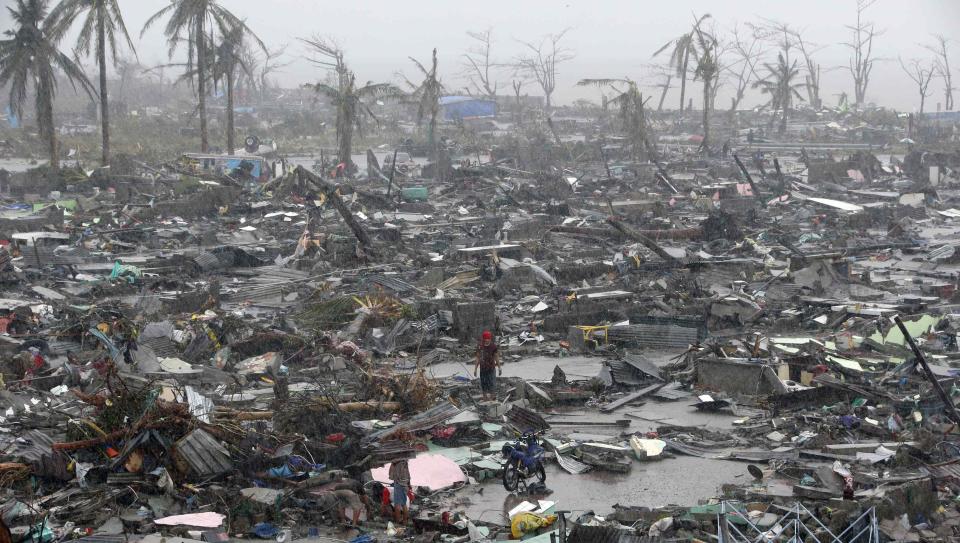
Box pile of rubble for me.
[0,140,959,543]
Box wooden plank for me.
[599,383,664,413]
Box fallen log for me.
[605,217,681,264]
[295,166,373,248]
[53,429,127,451]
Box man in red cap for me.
[474,330,500,400]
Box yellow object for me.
[574,325,609,345]
[511,513,557,539]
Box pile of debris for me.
[0,135,959,543]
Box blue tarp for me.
[4,106,18,129]
[440,96,496,120]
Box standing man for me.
[388,458,411,525]
[474,330,501,400]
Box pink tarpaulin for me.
[155,512,225,527]
[371,454,467,491]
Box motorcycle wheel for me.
[535,463,546,483]
[503,464,520,491]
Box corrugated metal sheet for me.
[2,429,70,480]
[505,405,550,434]
[622,353,663,381]
[4,429,55,464]
[192,251,223,271]
[185,386,214,423]
[22,246,87,268]
[928,460,960,480]
[568,523,664,543]
[556,453,592,475]
[364,401,461,444]
[606,360,645,386]
[221,265,313,305]
[140,336,180,357]
[175,428,233,477]
[366,275,421,295]
[608,318,704,349]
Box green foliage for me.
[0,0,95,168]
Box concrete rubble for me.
[1,114,960,543]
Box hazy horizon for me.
[3,0,959,113]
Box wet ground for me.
[430,350,750,523]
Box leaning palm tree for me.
[141,0,263,153]
[752,52,805,135]
[47,0,136,167]
[301,37,401,173]
[403,48,443,164]
[653,13,710,114]
[0,0,95,171]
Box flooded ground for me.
[432,349,746,523]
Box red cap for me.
[482,330,492,340]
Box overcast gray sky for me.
[5,0,960,111]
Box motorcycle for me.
[501,431,547,491]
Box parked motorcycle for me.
[501,431,546,491]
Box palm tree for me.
[301,37,400,173]
[692,25,718,152]
[653,13,710,114]
[578,78,655,161]
[753,52,805,135]
[142,0,263,153]
[47,0,135,167]
[211,25,249,155]
[0,0,94,171]
[404,49,443,164]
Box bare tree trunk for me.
[679,53,688,113]
[701,80,710,151]
[428,109,437,161]
[512,80,523,126]
[780,97,788,135]
[97,19,110,166]
[657,75,671,112]
[196,16,208,153]
[813,65,822,109]
[41,89,57,171]
[339,114,352,168]
[226,71,235,155]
